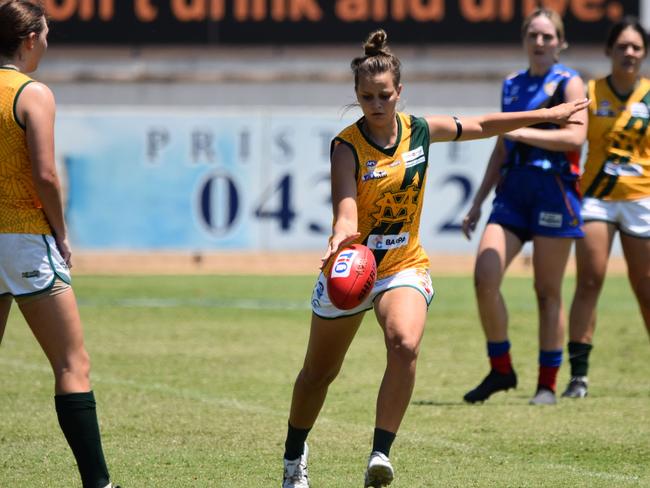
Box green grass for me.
[0,274,648,487]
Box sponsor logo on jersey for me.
[402,146,425,168]
[528,84,538,92]
[389,159,402,167]
[331,249,359,278]
[362,170,387,182]
[604,161,643,177]
[595,107,615,117]
[544,81,558,96]
[372,185,419,225]
[630,103,649,119]
[538,211,562,228]
[595,101,616,117]
[367,232,410,250]
[365,160,378,168]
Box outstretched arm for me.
[426,97,589,143]
[320,142,361,268]
[503,76,587,151]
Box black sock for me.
[55,391,110,488]
[284,422,311,460]
[568,342,593,377]
[371,428,396,457]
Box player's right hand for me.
[320,232,361,269]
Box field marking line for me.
[76,297,311,310]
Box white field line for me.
[0,356,643,484]
[76,297,311,310]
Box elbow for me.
[32,170,59,189]
[566,139,585,152]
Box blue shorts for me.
[488,169,583,242]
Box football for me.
[327,244,377,310]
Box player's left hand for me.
[55,235,73,268]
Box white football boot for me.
[364,451,394,487]
[282,443,310,488]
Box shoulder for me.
[331,137,357,166]
[504,69,526,82]
[588,78,603,91]
[334,116,362,141]
[405,113,430,139]
[502,70,523,89]
[400,112,421,128]
[20,81,55,107]
[639,78,650,91]
[552,63,580,81]
[15,81,55,127]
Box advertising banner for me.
[46,1,639,45]
[56,106,497,253]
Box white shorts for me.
[0,234,71,297]
[311,268,435,319]
[581,196,650,238]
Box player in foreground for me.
[563,17,650,399]
[461,8,587,406]
[0,2,118,487]
[281,28,588,487]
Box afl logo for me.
[196,171,240,236]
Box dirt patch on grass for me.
[71,251,629,276]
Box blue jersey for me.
[501,63,581,180]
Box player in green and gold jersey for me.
[564,17,650,399]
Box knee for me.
[575,272,605,297]
[54,348,91,382]
[298,363,340,391]
[386,335,419,366]
[533,281,562,308]
[474,267,500,298]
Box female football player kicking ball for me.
[281,29,588,488]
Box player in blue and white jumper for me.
[462,8,587,405]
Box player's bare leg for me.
[529,236,572,404]
[284,312,364,487]
[374,286,427,433]
[289,312,365,428]
[464,224,522,403]
[19,288,112,488]
[0,295,11,346]
[564,222,615,398]
[474,224,523,342]
[365,286,426,487]
[621,232,650,337]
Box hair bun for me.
[363,29,389,57]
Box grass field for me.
[0,274,648,487]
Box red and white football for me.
[327,244,377,310]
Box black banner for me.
[45,0,639,45]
